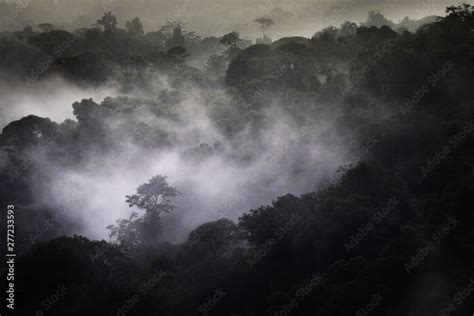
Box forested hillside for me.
[0,4,473,316]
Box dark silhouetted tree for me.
[96,11,118,31]
[167,24,186,48]
[220,31,241,47]
[185,219,241,257]
[339,21,358,37]
[166,46,189,63]
[126,17,144,36]
[107,175,179,246]
[254,17,275,36]
[38,23,54,32]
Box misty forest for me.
[0,1,474,315]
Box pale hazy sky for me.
[1,0,470,38]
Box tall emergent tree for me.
[107,175,179,247]
[96,11,118,32]
[254,17,275,36]
[126,17,144,36]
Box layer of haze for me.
[1,0,460,242]
[0,76,115,129]
[27,78,349,242]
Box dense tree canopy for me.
[0,4,473,316]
